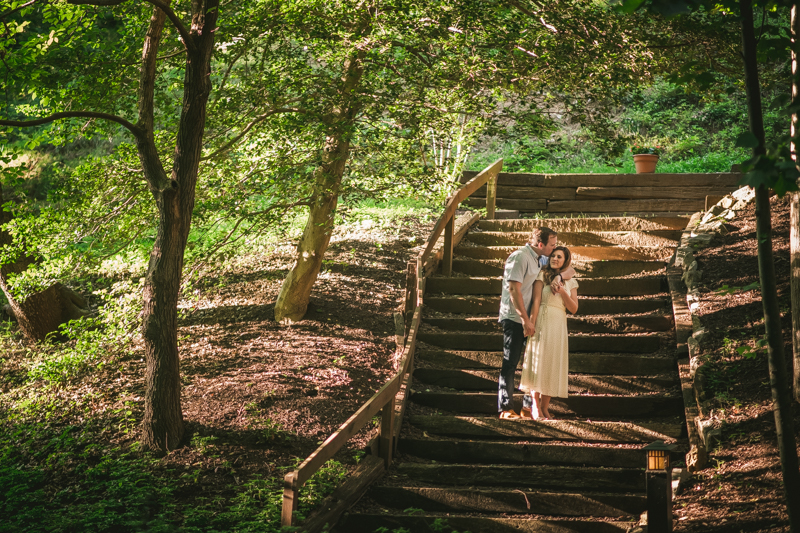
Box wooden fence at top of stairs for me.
[461,169,742,216]
[289,161,743,532]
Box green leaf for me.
[614,0,646,13]
[735,132,759,149]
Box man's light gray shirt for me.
[498,244,548,323]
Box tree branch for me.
[201,106,307,161]
[0,111,142,137]
[67,0,195,52]
[0,0,36,20]
[183,198,312,279]
[148,0,195,52]
[67,0,125,5]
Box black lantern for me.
[642,440,677,533]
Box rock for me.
[687,337,701,359]
[699,418,721,450]
[691,314,703,330]
[682,261,702,288]
[0,304,14,321]
[730,186,756,210]
[693,328,711,346]
[700,205,735,224]
[689,355,703,378]
[675,246,694,269]
[687,233,714,248]
[686,443,708,472]
[672,467,690,496]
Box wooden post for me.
[791,4,800,402]
[404,261,416,326]
[486,169,498,220]
[379,402,395,468]
[442,216,454,276]
[281,471,299,526]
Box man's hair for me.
[531,226,557,246]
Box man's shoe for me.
[520,408,534,420]
[499,410,521,419]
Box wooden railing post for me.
[486,169,498,220]
[379,401,395,468]
[442,215,454,276]
[281,471,299,527]
[404,261,417,331]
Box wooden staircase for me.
[329,172,742,533]
[337,215,689,532]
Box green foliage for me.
[630,144,662,156]
[469,78,766,174]
[23,277,142,384]
[0,395,348,533]
[715,282,760,296]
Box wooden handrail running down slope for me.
[281,158,502,529]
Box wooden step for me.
[426,276,666,296]
[409,391,683,417]
[466,196,704,213]
[470,182,737,201]
[366,486,645,517]
[417,332,661,353]
[424,295,669,315]
[455,244,672,261]
[406,416,683,443]
[460,171,742,189]
[413,368,678,394]
[423,313,673,333]
[417,350,677,375]
[466,230,681,247]
[336,513,631,533]
[396,462,645,491]
[452,258,667,277]
[466,197,547,211]
[478,216,691,232]
[397,438,646,467]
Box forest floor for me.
[1,197,799,532]
[0,209,438,531]
[671,194,799,533]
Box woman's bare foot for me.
[540,395,552,420]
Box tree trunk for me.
[274,50,366,324]
[0,184,89,342]
[791,4,800,403]
[741,1,800,527]
[137,0,219,453]
[274,134,350,323]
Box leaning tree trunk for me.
[791,3,800,403]
[0,183,89,341]
[274,134,351,323]
[274,51,365,324]
[741,1,800,527]
[137,1,219,453]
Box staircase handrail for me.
[280,158,502,529]
[418,158,502,270]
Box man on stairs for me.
[497,226,575,419]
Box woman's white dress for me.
[519,273,578,399]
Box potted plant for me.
[631,145,661,173]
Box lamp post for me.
[643,440,677,533]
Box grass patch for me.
[0,397,348,533]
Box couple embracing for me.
[497,227,580,420]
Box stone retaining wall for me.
[671,187,756,471]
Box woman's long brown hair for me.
[542,246,572,285]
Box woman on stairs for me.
[519,246,579,420]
